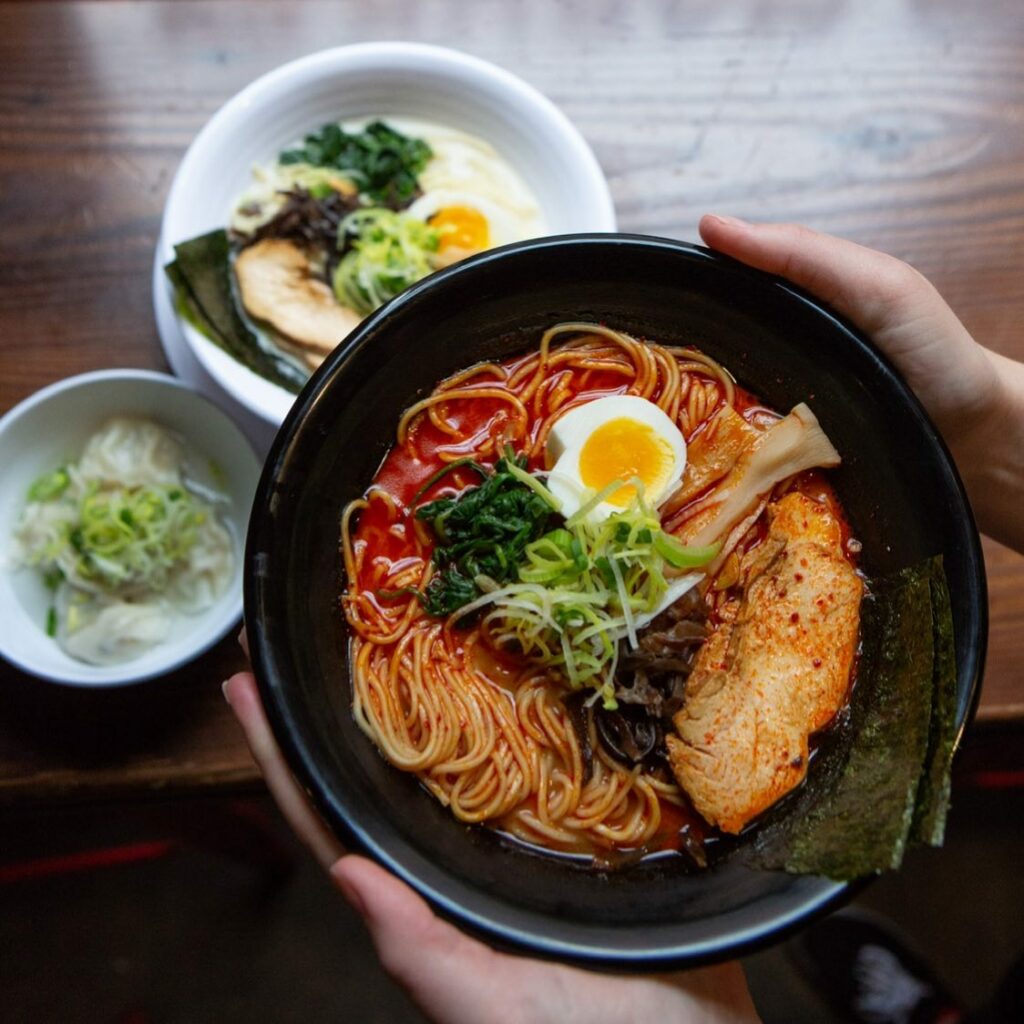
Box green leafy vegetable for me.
[414,452,558,617]
[457,494,715,706]
[653,531,721,570]
[279,120,432,206]
[333,209,440,315]
[413,460,718,706]
[166,230,307,393]
[419,570,479,617]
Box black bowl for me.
[245,235,986,969]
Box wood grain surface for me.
[1,0,1022,802]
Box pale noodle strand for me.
[397,387,529,445]
[436,362,508,391]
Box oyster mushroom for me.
[234,238,360,355]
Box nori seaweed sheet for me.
[744,559,951,880]
[166,260,220,346]
[165,230,307,394]
[911,559,958,846]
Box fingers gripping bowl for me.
[244,236,986,968]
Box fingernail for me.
[221,679,232,705]
[707,213,750,228]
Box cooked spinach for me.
[280,120,432,207]
[414,452,558,618]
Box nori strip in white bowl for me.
[166,230,307,394]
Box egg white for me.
[545,395,687,523]
[402,120,546,248]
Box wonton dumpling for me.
[78,418,184,489]
[58,592,172,666]
[166,517,234,612]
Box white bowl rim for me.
[0,368,254,688]
[158,41,617,426]
[0,368,200,435]
[162,41,617,244]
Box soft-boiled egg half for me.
[546,395,687,522]
[403,120,546,262]
[408,189,534,258]
[429,204,491,254]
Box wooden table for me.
[2,0,1022,803]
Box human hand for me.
[223,667,761,1024]
[699,215,1024,553]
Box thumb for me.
[697,214,996,437]
[330,855,510,1024]
[698,214,938,334]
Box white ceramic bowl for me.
[0,371,261,686]
[156,41,617,426]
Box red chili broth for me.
[351,353,861,862]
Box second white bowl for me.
[157,42,617,426]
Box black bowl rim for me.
[245,233,987,968]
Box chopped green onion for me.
[333,208,439,315]
[23,483,205,595]
[446,489,707,706]
[653,531,720,569]
[503,461,562,511]
[28,468,70,502]
[564,476,639,529]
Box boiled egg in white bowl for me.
[405,120,547,264]
[545,395,687,522]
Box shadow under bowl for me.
[244,235,986,969]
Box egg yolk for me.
[578,417,675,507]
[431,205,490,253]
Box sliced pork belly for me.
[234,238,360,355]
[665,492,862,834]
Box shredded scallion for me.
[333,208,439,315]
[453,490,716,707]
[18,475,208,596]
